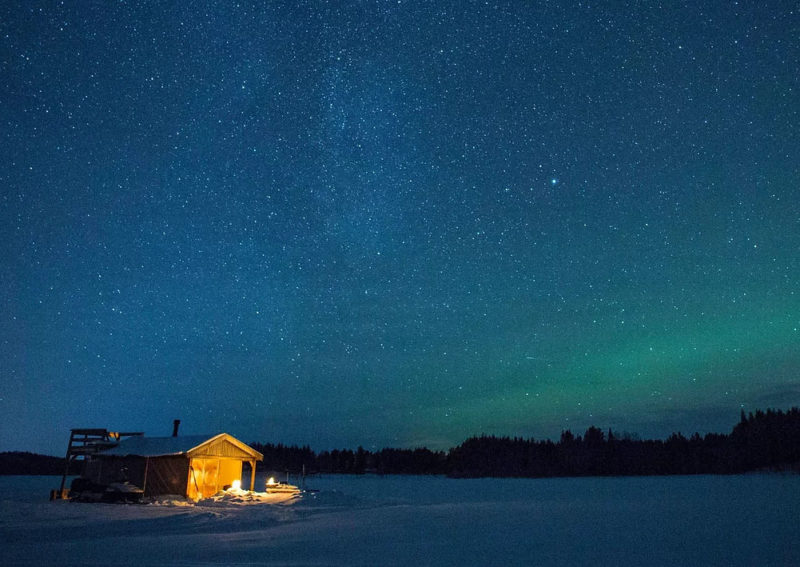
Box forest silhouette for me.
[2,407,798,477]
[250,407,800,478]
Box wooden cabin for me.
[79,433,263,500]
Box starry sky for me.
[2,1,799,455]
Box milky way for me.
[2,2,798,454]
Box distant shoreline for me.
[4,407,798,478]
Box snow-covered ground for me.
[1,473,798,566]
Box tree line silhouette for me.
[2,407,797,477]
[0,451,82,475]
[250,407,800,478]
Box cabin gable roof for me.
[97,433,263,461]
[187,433,263,460]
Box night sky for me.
[2,2,798,456]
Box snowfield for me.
[1,473,798,566]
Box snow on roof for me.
[98,435,217,457]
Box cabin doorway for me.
[188,458,219,500]
[187,457,244,500]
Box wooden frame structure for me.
[57,428,143,498]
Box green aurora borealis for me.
[2,2,798,454]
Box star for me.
[1,0,797,455]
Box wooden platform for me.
[55,428,144,498]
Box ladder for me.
[54,428,143,499]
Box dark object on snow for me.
[69,477,144,503]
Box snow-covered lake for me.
[1,473,798,566]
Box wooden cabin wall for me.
[83,456,146,487]
[144,456,190,497]
[83,456,190,497]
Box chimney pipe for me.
[172,419,181,437]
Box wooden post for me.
[57,456,72,497]
[57,430,75,497]
[186,461,195,500]
[142,457,149,496]
[249,459,256,491]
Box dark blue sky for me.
[2,1,798,455]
